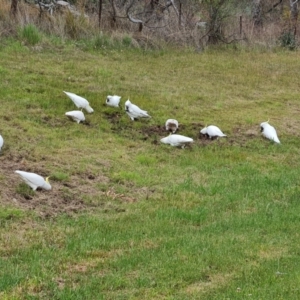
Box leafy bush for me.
[279,31,296,50]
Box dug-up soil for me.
[0,150,140,218]
[0,118,260,218]
[104,111,259,147]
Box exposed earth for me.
[0,112,261,218]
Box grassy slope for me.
[1,41,300,299]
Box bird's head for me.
[125,99,131,111]
[160,136,169,144]
[260,120,269,131]
[200,125,208,135]
[44,177,52,190]
[106,95,113,103]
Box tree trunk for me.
[10,0,18,16]
[98,0,102,28]
[252,0,263,28]
[207,5,223,45]
[289,0,298,36]
[290,0,298,22]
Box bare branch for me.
[127,13,144,31]
[266,0,283,14]
[170,0,179,17]
[291,0,300,6]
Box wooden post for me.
[179,2,182,28]
[10,0,18,16]
[98,0,102,28]
[240,15,242,36]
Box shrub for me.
[279,31,296,50]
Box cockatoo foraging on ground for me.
[160,134,194,148]
[125,99,151,121]
[15,171,52,191]
[0,135,3,152]
[165,119,179,133]
[260,120,280,143]
[65,110,85,124]
[200,125,227,139]
[63,91,94,113]
[106,95,121,108]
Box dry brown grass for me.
[1,0,298,49]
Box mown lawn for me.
[0,40,300,299]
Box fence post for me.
[240,15,242,37]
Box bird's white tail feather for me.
[85,105,94,113]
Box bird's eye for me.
[260,127,263,132]
[106,99,109,102]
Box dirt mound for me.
[105,113,259,147]
[0,152,111,218]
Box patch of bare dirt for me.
[105,115,261,147]
[0,152,116,218]
[103,111,123,122]
[0,150,151,218]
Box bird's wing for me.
[15,171,45,190]
[215,128,226,136]
[64,91,88,108]
[263,126,279,142]
[170,135,193,146]
[66,111,85,122]
[131,104,150,117]
[110,96,120,106]
[207,126,224,136]
[84,104,94,113]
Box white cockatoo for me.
[63,91,94,113]
[260,120,280,143]
[106,95,121,108]
[0,135,3,152]
[15,170,52,191]
[160,134,193,148]
[165,119,179,133]
[65,110,85,124]
[200,125,227,138]
[125,99,151,121]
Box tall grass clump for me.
[64,11,91,39]
[279,31,296,50]
[91,33,135,51]
[18,23,42,45]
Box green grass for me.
[1,39,300,299]
[18,24,42,46]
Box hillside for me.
[1,42,300,299]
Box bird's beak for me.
[260,127,263,132]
